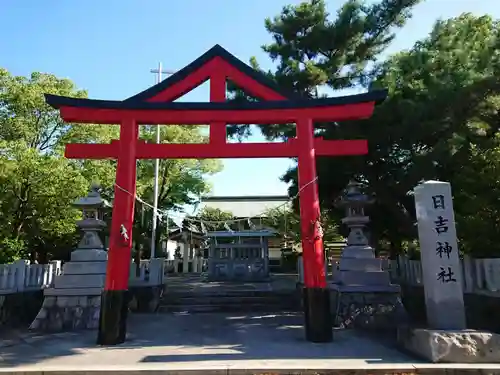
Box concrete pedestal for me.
[330,284,408,331]
[330,244,408,331]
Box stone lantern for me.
[72,184,111,250]
[336,180,375,258]
[30,185,111,332]
[330,180,405,330]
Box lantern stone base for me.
[30,248,108,332]
[330,284,409,332]
[29,294,101,331]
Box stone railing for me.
[296,256,341,284]
[296,255,500,297]
[390,255,500,296]
[129,258,165,287]
[1,257,169,295]
[0,260,62,295]
[164,258,206,274]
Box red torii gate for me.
[45,45,387,345]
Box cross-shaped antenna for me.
[150,62,176,82]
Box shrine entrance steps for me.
[159,274,300,314]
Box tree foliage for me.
[3,0,500,263]
[354,13,500,256]
[134,126,222,253]
[0,70,114,263]
[0,70,223,262]
[228,0,421,139]
[193,207,235,231]
[234,1,500,257]
[261,206,341,246]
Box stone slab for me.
[336,269,391,285]
[3,312,500,374]
[399,327,500,363]
[338,257,382,271]
[329,283,401,293]
[339,245,376,258]
[44,287,103,296]
[63,261,107,275]
[70,249,108,262]
[1,364,500,375]
[54,274,105,289]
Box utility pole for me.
[149,63,175,259]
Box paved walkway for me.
[0,312,498,374]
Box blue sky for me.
[1,0,499,198]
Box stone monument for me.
[414,180,466,330]
[399,180,500,363]
[330,181,407,330]
[30,185,111,331]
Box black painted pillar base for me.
[303,287,333,343]
[97,290,129,345]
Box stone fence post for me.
[14,260,29,293]
[148,258,165,286]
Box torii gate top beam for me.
[44,90,386,125]
[44,44,386,127]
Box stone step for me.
[160,288,300,313]
[164,290,296,298]
[158,303,299,313]
[163,296,298,306]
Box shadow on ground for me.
[0,330,95,367]
[0,312,416,367]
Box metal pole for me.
[149,65,175,259]
[150,62,162,259]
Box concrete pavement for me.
[0,312,499,374]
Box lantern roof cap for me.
[73,184,111,208]
[336,180,375,206]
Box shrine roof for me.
[44,89,388,111]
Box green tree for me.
[356,13,500,256]
[262,207,301,245]
[289,13,500,256]
[133,126,223,255]
[228,0,422,253]
[228,0,421,138]
[0,69,223,262]
[193,207,235,231]
[0,69,116,262]
[137,126,222,211]
[231,2,500,258]
[262,206,341,246]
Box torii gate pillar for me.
[296,117,331,342]
[97,119,138,345]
